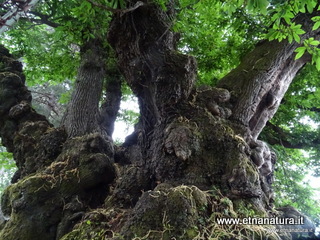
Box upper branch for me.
[86,0,145,14]
[217,13,320,141]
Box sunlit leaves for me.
[247,0,268,15]
[305,0,317,13]
[174,1,261,84]
[294,38,320,70]
[221,0,244,14]
[295,46,306,60]
[266,23,305,43]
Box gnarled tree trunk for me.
[0,2,317,240]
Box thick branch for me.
[217,13,319,141]
[25,11,60,28]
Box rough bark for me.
[100,74,122,137]
[0,3,318,240]
[217,13,319,141]
[61,38,106,138]
[105,2,317,239]
[0,44,116,240]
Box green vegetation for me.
[0,146,15,195]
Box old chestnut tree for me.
[0,0,320,239]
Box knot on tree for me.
[0,45,30,118]
[227,158,262,198]
[0,72,31,117]
[195,86,232,119]
[120,184,208,239]
[164,120,200,161]
[8,100,31,118]
[250,140,276,177]
[0,45,24,80]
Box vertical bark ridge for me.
[61,38,106,138]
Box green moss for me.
[60,208,126,240]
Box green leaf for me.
[296,28,306,35]
[294,47,306,60]
[247,0,268,14]
[312,21,320,31]
[293,33,300,43]
[306,0,317,13]
[310,40,320,46]
[315,57,320,70]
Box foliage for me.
[0,146,16,196]
[30,82,72,126]
[271,145,320,226]
[174,1,262,84]
[264,0,320,70]
[0,0,112,87]
[0,24,79,86]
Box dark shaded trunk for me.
[0,2,318,240]
[105,2,317,239]
[100,74,122,137]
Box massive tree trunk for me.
[0,2,318,240]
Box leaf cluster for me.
[173,0,264,85]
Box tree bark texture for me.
[106,3,317,239]
[217,13,319,141]
[100,73,122,137]
[61,38,107,138]
[0,44,116,240]
[0,3,318,240]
